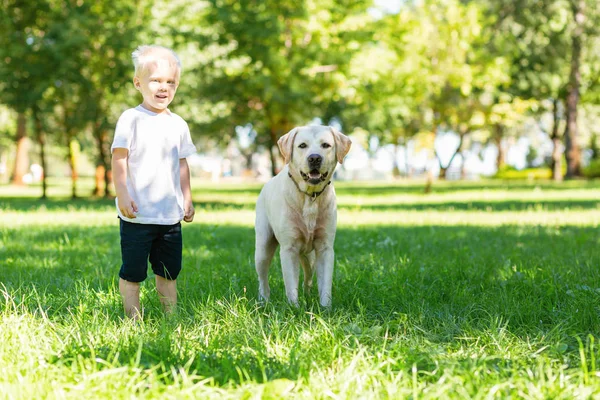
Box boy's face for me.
[134,59,180,114]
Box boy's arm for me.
[180,158,194,223]
[112,148,138,218]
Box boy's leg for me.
[155,275,177,314]
[119,278,142,320]
[119,219,155,320]
[150,222,182,315]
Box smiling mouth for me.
[300,170,328,184]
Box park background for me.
[3,0,600,399]
[1,0,599,191]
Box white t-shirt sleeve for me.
[111,111,134,152]
[179,121,197,159]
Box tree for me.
[488,0,600,180]
[564,0,585,178]
[0,0,56,187]
[409,1,509,179]
[74,0,154,197]
[340,6,423,177]
[197,0,372,175]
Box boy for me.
[111,45,196,320]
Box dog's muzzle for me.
[300,154,324,184]
[300,169,328,185]
[307,154,322,169]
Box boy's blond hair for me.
[131,45,182,78]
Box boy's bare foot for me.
[119,278,142,320]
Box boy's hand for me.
[118,195,138,218]
[183,202,195,223]
[112,148,137,218]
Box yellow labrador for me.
[254,125,351,307]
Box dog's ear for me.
[277,128,298,165]
[330,127,352,164]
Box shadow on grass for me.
[342,198,600,212]
[3,222,600,384]
[0,197,116,211]
[190,179,599,195]
[333,179,600,195]
[2,195,600,212]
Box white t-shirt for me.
[111,105,197,225]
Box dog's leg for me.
[255,210,277,303]
[300,251,315,295]
[315,246,335,307]
[255,235,277,303]
[280,245,301,306]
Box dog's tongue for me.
[309,170,321,179]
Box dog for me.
[254,125,352,307]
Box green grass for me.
[1,178,600,398]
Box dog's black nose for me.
[308,154,322,168]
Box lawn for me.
[1,177,600,399]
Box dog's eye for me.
[321,143,332,149]
[298,143,307,149]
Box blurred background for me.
[1,0,599,197]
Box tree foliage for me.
[196,0,372,173]
[1,0,600,189]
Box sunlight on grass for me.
[2,179,600,398]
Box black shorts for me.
[119,218,183,282]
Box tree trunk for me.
[92,122,111,197]
[11,112,29,185]
[552,137,563,182]
[564,0,585,179]
[103,132,113,197]
[105,165,112,197]
[550,98,563,182]
[68,135,79,199]
[424,125,438,191]
[404,143,411,178]
[435,134,464,180]
[32,107,48,199]
[92,122,102,197]
[391,144,401,178]
[94,165,105,197]
[424,168,433,194]
[460,152,467,179]
[438,165,448,180]
[269,127,278,177]
[494,124,505,171]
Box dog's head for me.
[278,125,352,185]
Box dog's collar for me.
[288,172,331,200]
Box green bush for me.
[494,166,552,180]
[583,159,600,178]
